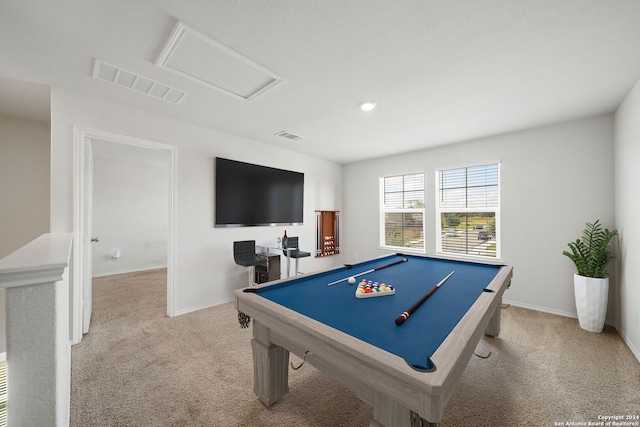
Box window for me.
[380,173,425,250]
[436,163,499,258]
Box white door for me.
[82,141,94,334]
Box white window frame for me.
[435,163,501,260]
[379,173,426,252]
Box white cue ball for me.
[348,277,356,284]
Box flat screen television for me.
[214,157,304,227]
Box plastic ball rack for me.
[355,279,395,298]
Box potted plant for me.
[562,219,618,333]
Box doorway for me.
[72,128,177,343]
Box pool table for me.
[234,253,513,426]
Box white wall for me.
[0,113,50,354]
[614,77,640,360]
[47,87,633,352]
[0,114,50,257]
[50,89,343,315]
[342,114,616,321]
[91,151,169,276]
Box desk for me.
[256,244,294,278]
[254,255,280,283]
[234,253,512,426]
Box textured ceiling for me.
[1,1,640,163]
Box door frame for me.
[71,127,177,343]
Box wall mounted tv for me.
[215,157,304,227]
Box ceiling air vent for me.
[92,59,188,104]
[275,131,304,141]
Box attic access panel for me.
[155,21,285,102]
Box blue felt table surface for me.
[255,254,503,371]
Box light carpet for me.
[70,269,640,426]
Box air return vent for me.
[92,59,188,104]
[275,131,304,141]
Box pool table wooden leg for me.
[484,298,502,337]
[370,391,440,427]
[251,321,290,406]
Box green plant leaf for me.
[562,220,617,278]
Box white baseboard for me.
[502,299,619,327]
[502,299,578,319]
[618,328,640,363]
[92,265,167,278]
[172,297,235,317]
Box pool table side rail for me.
[425,265,513,419]
[234,263,513,424]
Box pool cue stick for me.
[327,258,408,286]
[395,271,455,325]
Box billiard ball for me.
[348,277,356,284]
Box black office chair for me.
[233,240,268,286]
[287,237,310,275]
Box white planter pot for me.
[573,274,608,333]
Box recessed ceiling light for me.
[359,101,377,112]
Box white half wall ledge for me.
[0,232,74,427]
[0,233,73,288]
